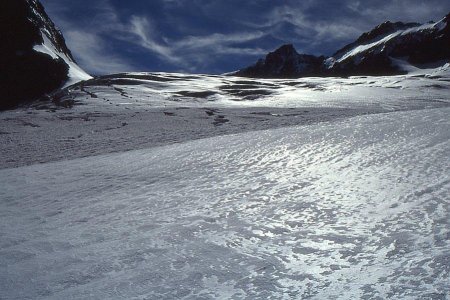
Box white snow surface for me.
[1,66,450,299]
[68,69,450,110]
[1,68,449,169]
[33,34,92,87]
[1,106,449,299]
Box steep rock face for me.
[235,45,324,78]
[333,21,420,58]
[329,14,450,76]
[0,0,89,110]
[236,13,450,78]
[394,13,450,65]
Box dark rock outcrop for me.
[333,21,420,58]
[0,0,77,110]
[236,44,325,78]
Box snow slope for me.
[1,106,449,299]
[33,34,91,87]
[0,0,92,109]
[1,65,449,298]
[334,18,448,64]
[1,68,449,169]
[27,0,91,87]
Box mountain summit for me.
[0,0,90,110]
[237,44,325,78]
[236,13,450,78]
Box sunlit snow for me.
[33,34,92,87]
[0,65,449,299]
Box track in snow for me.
[1,68,450,169]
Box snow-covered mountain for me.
[236,13,450,78]
[0,0,90,110]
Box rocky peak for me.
[358,21,419,43]
[333,21,419,58]
[264,44,301,73]
[235,44,324,78]
[0,0,72,58]
[442,12,450,33]
[0,0,89,110]
[267,44,298,59]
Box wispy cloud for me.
[41,0,450,74]
[42,0,273,73]
[173,31,266,49]
[64,30,136,74]
[357,0,450,23]
[127,16,181,64]
[42,0,137,74]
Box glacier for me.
[1,106,449,299]
[0,66,449,299]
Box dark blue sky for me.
[41,0,450,75]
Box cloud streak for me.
[64,30,136,74]
[41,0,450,74]
[127,16,181,64]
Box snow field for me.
[1,107,449,299]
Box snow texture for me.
[1,106,449,299]
[1,69,449,169]
[0,66,449,299]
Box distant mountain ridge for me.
[236,13,450,78]
[0,0,90,110]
